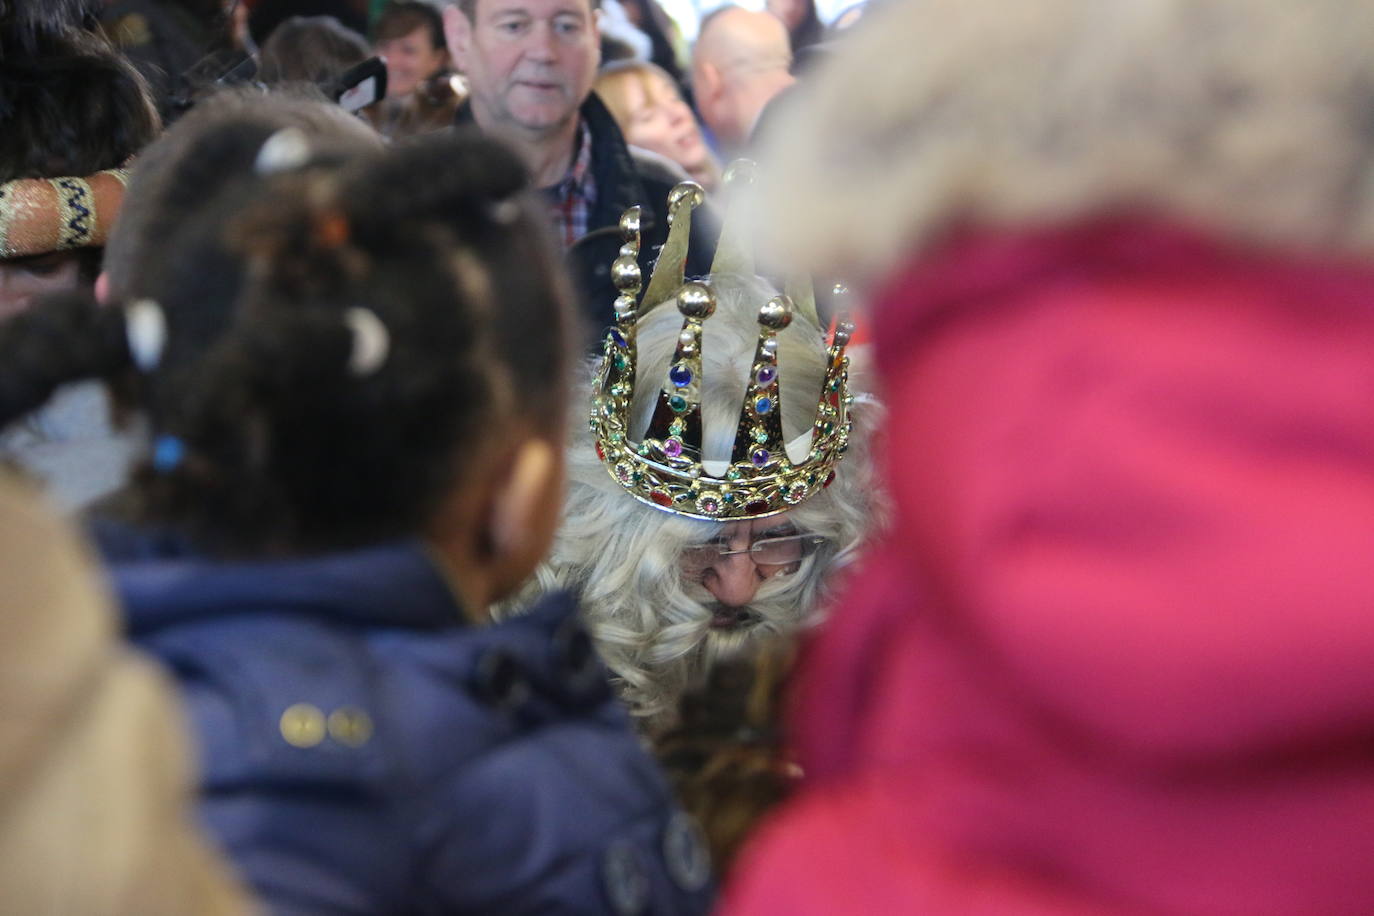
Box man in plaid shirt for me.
[445,0,713,344]
[549,120,596,249]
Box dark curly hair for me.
[0,26,159,181]
[0,130,574,555]
[102,87,383,301]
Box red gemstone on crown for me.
[745,499,769,515]
[595,442,605,462]
[650,490,673,508]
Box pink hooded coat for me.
[722,219,1374,915]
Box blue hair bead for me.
[152,434,186,473]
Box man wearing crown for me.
[443,0,714,339]
[510,173,881,731]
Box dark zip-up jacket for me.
[456,93,716,348]
[103,534,715,915]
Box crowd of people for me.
[2,0,1373,913]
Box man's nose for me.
[702,554,763,608]
[523,24,558,61]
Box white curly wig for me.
[506,273,881,727]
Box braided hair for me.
[0,130,574,555]
[102,87,383,302]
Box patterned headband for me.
[0,168,130,259]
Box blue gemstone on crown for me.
[669,364,693,387]
[610,328,627,348]
[751,447,770,467]
[755,396,773,415]
[755,366,777,386]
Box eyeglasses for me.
[682,530,830,573]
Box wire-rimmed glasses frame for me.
[682,531,830,574]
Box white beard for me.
[683,567,819,665]
[573,552,828,728]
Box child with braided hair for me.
[0,128,713,913]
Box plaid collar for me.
[549,119,596,248]
[560,119,594,197]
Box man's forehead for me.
[477,0,594,19]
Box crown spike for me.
[611,206,643,327]
[806,309,855,480]
[612,207,643,296]
[594,207,645,452]
[710,159,757,277]
[639,282,714,509]
[731,296,792,469]
[641,181,705,315]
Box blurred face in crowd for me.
[597,66,712,177]
[445,0,600,137]
[377,26,448,97]
[0,253,84,322]
[766,0,809,32]
[692,6,795,149]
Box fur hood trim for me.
[751,0,1374,286]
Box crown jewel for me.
[591,164,855,521]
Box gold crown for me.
[590,163,855,521]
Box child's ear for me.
[483,435,564,601]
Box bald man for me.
[691,5,796,154]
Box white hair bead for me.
[125,299,167,373]
[344,307,389,376]
[254,127,311,176]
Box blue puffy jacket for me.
[107,538,714,915]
